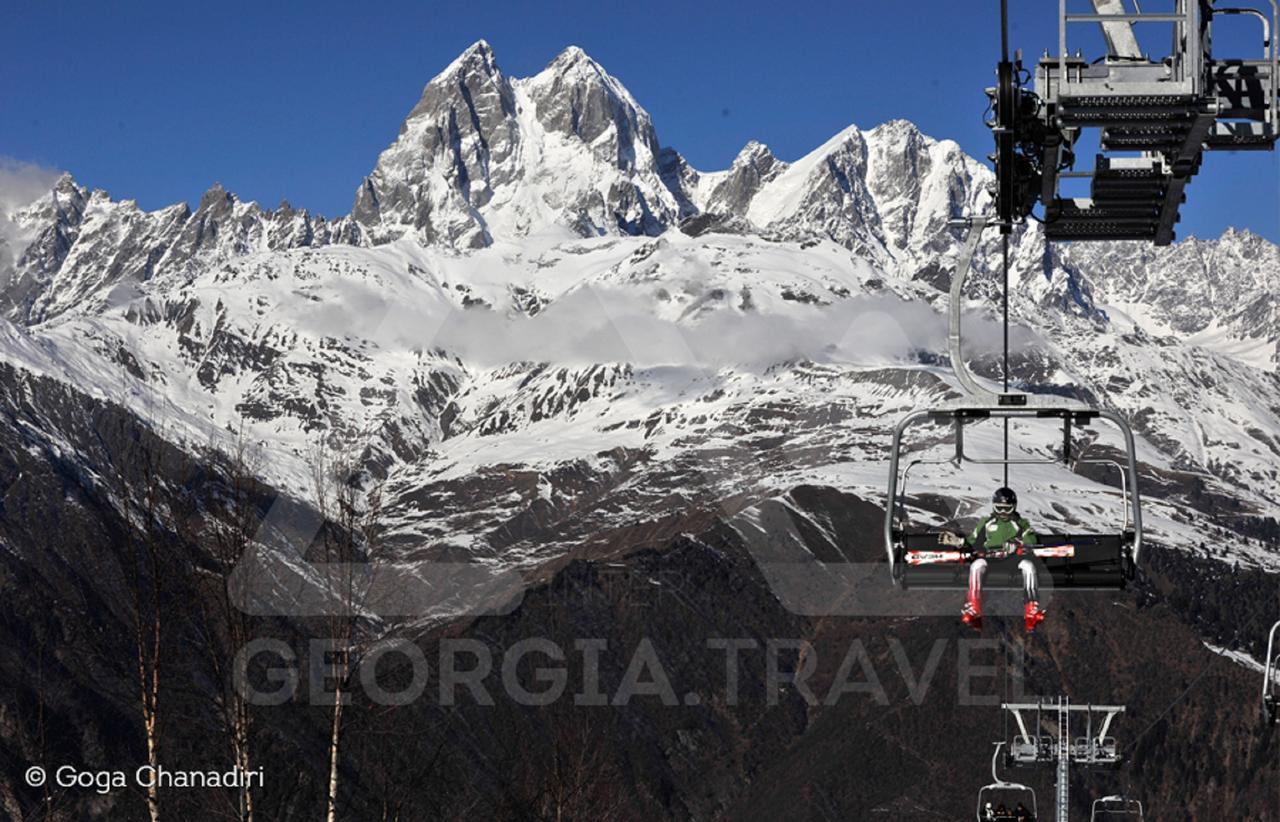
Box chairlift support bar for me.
[1264,619,1280,724]
[897,437,1134,536]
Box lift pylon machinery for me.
[977,742,1038,821]
[999,0,1280,243]
[1001,698,1128,822]
[1264,619,1280,726]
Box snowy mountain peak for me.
[536,44,631,96]
[351,40,519,248]
[51,171,80,197]
[196,181,232,209]
[553,44,589,62]
[700,141,788,217]
[532,44,642,113]
[32,174,89,222]
[733,140,775,164]
[523,44,661,170]
[401,38,509,130]
[867,118,924,140]
[4,41,1279,383]
[443,38,497,72]
[350,41,687,248]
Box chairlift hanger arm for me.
[976,743,1038,821]
[1264,620,1280,717]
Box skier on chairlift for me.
[940,487,1046,632]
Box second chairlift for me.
[1090,795,1145,821]
[977,742,1038,822]
[1264,620,1280,726]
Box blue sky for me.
[3,0,1279,241]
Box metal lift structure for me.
[1264,619,1280,726]
[976,742,1038,821]
[1002,698,1128,822]
[886,0,1279,591]
[1008,0,1279,243]
[1090,795,1145,820]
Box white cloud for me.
[0,157,64,274]
[0,157,62,216]
[377,286,1032,370]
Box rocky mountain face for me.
[350,41,690,248]
[0,40,1277,821]
[0,41,996,316]
[1061,227,1280,370]
[0,175,358,324]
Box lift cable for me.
[1119,649,1217,759]
[999,0,1011,490]
[1119,613,1266,759]
[1002,234,1010,489]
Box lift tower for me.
[1001,698,1126,822]
[994,0,1280,244]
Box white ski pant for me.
[968,557,1037,603]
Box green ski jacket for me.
[964,514,1038,551]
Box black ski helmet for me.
[993,487,1017,508]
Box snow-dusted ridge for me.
[1,40,1278,577]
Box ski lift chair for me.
[1007,733,1050,764]
[1264,620,1280,726]
[1073,734,1121,764]
[977,743,1038,822]
[885,216,1142,591]
[886,404,1142,590]
[1091,795,1145,821]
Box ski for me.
[905,545,1076,565]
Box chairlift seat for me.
[1091,795,1145,820]
[886,402,1143,591]
[895,532,1132,590]
[978,742,1040,821]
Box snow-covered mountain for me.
[1,39,1278,586]
[350,41,691,248]
[3,39,1280,821]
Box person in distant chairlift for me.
[939,486,1046,632]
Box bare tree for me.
[347,703,453,822]
[496,708,626,822]
[187,426,265,822]
[308,441,385,822]
[4,607,63,821]
[114,428,174,822]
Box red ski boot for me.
[961,600,983,631]
[1024,601,1047,633]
